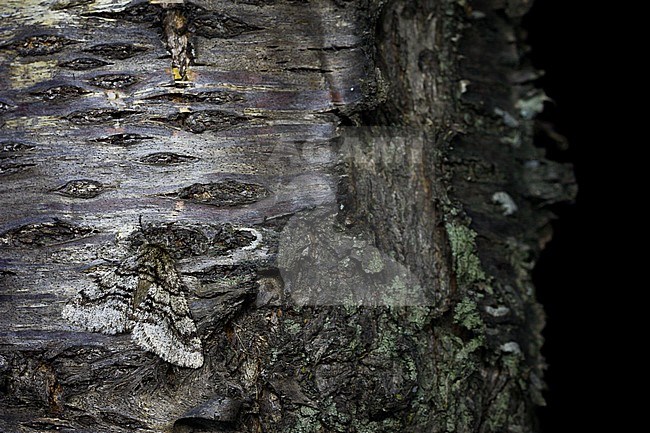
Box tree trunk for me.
[0,1,575,432]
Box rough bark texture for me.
[0,1,575,432]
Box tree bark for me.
[0,1,575,432]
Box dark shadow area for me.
[524,1,603,431]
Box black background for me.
[523,1,607,431]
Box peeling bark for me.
[1,1,574,432]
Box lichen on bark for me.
[0,0,573,432]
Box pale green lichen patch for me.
[485,387,512,430]
[355,418,403,433]
[445,222,487,287]
[283,319,303,336]
[363,249,385,273]
[426,331,485,427]
[500,347,523,376]
[289,406,322,433]
[453,296,484,332]
[401,305,431,329]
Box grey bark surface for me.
[0,1,575,432]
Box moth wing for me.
[62,269,137,335]
[131,280,204,369]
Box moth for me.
[62,244,204,368]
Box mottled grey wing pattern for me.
[62,245,204,369]
[62,263,137,335]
